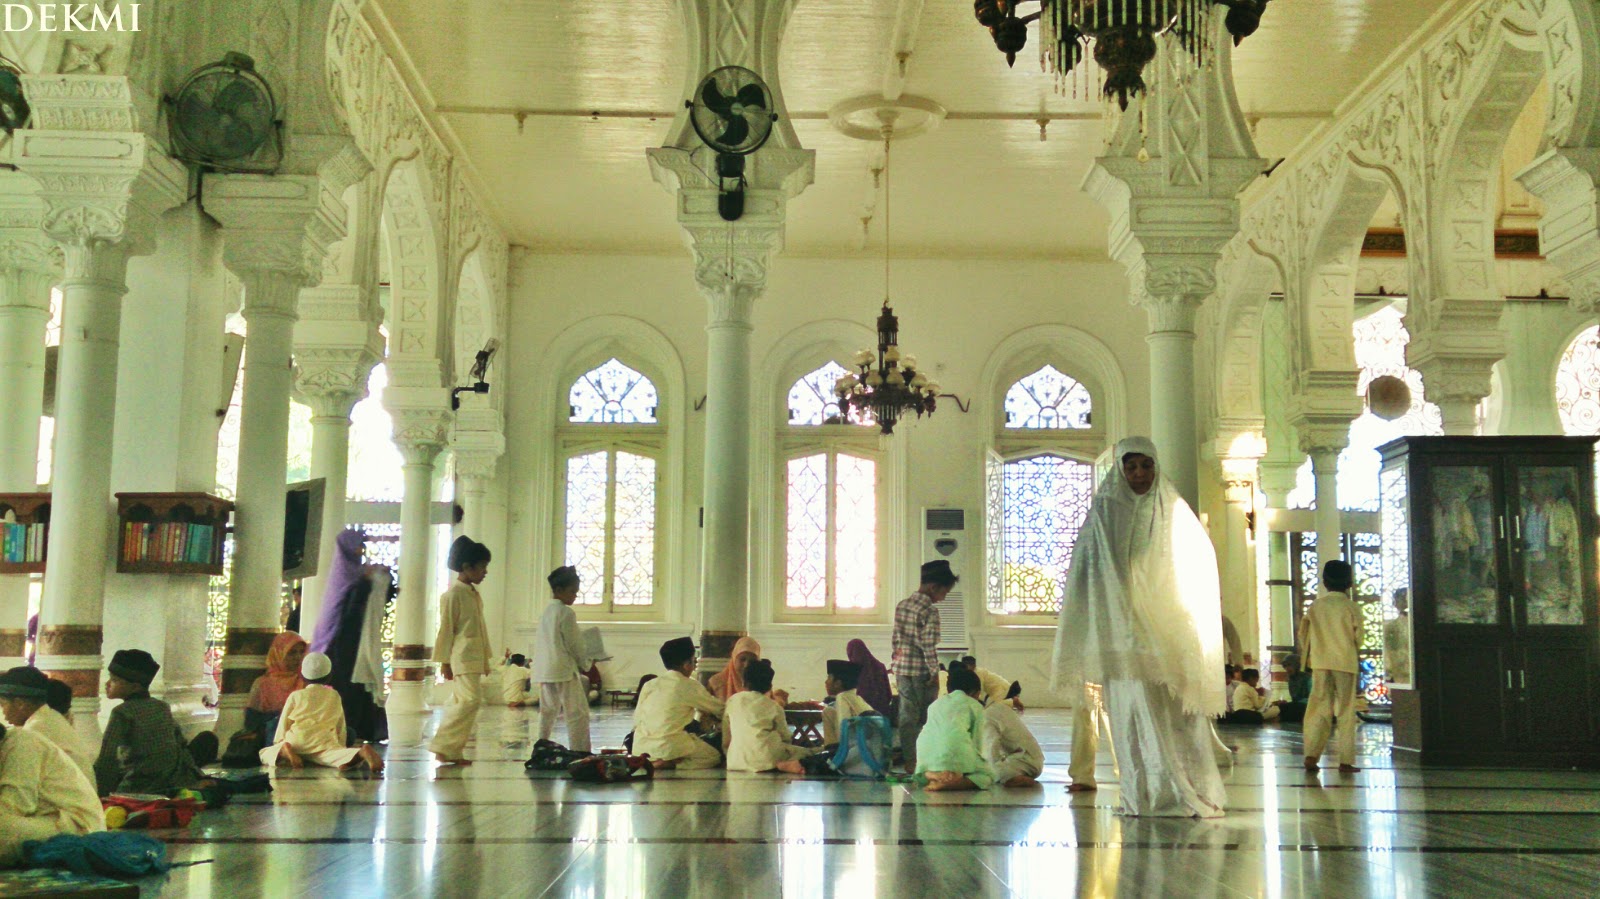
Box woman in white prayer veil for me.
[1051,436,1227,817]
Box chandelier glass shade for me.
[972,0,1270,109]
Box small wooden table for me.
[606,689,639,708]
[785,707,824,746]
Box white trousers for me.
[1303,669,1358,765]
[259,743,363,769]
[428,673,483,759]
[537,677,592,752]
[993,752,1044,784]
[1070,682,1116,786]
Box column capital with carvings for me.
[391,405,452,459]
[451,393,504,480]
[1517,148,1600,312]
[0,188,62,287]
[1287,370,1362,456]
[205,174,347,291]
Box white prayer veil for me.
[1050,436,1227,717]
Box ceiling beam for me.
[433,105,1332,125]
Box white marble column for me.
[206,175,345,735]
[0,218,57,669]
[1146,298,1202,505]
[1483,300,1582,435]
[294,385,364,641]
[1308,446,1343,572]
[387,420,446,745]
[699,285,757,664]
[450,394,504,655]
[1258,459,1299,699]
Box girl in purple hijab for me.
[847,639,893,716]
[311,529,393,742]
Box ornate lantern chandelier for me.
[834,126,941,435]
[972,0,1271,109]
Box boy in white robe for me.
[724,659,811,774]
[261,653,384,775]
[0,722,104,867]
[429,537,494,765]
[502,654,532,707]
[0,667,94,787]
[983,698,1044,788]
[633,637,724,770]
[1226,669,1280,724]
[821,660,873,748]
[532,566,592,752]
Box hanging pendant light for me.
[835,125,942,435]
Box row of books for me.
[1,522,45,563]
[121,521,219,565]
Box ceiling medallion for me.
[973,0,1271,109]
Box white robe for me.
[501,666,532,704]
[1050,436,1227,818]
[0,727,104,867]
[821,689,874,746]
[23,707,95,789]
[983,701,1044,783]
[724,692,810,772]
[632,671,724,768]
[260,684,364,769]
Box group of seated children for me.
[1225,667,1284,724]
[631,637,1043,791]
[0,667,103,867]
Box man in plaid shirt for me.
[892,560,957,771]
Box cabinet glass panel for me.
[1430,466,1499,625]
[1517,466,1584,626]
[1380,463,1414,688]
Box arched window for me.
[1557,325,1600,435]
[559,358,662,612]
[984,365,1100,617]
[782,361,879,613]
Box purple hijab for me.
[310,529,368,654]
[847,639,893,715]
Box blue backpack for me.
[829,713,892,777]
[23,832,169,876]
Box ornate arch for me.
[379,158,446,383]
[975,324,1127,448]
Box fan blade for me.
[717,114,749,148]
[735,83,768,110]
[702,79,733,115]
[212,78,258,114]
[221,117,258,158]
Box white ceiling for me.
[375,0,1449,258]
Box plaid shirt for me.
[93,692,202,796]
[891,591,941,678]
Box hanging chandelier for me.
[833,126,941,435]
[972,0,1271,109]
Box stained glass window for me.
[784,451,877,611]
[1287,306,1442,510]
[985,454,1094,615]
[788,361,873,426]
[1004,365,1092,429]
[1291,530,1392,706]
[563,449,658,609]
[569,358,658,424]
[1557,325,1600,435]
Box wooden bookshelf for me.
[0,493,50,574]
[115,493,233,575]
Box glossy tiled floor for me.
[128,706,1600,897]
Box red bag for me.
[567,753,654,783]
[102,795,203,829]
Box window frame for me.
[555,419,666,620]
[984,447,1100,622]
[778,436,883,619]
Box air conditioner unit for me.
[923,508,969,655]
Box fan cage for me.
[166,55,283,174]
[688,65,778,157]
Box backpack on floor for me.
[22,832,170,876]
[567,753,654,783]
[525,739,594,771]
[219,727,264,768]
[830,713,892,777]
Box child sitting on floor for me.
[632,637,725,770]
[502,654,532,708]
[93,649,206,797]
[260,652,384,775]
[982,691,1044,788]
[821,659,872,749]
[915,663,995,792]
[0,666,94,787]
[0,720,104,867]
[724,659,812,774]
[1226,668,1282,724]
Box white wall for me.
[500,251,1149,704]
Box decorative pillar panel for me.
[0,199,59,669]
[451,393,504,654]
[15,74,186,736]
[386,405,449,744]
[1519,149,1600,312]
[292,308,382,642]
[647,0,815,674]
[1081,16,1264,508]
[206,174,345,735]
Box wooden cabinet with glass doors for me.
[1379,436,1600,768]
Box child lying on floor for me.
[259,652,384,775]
[724,659,812,774]
[915,663,995,792]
